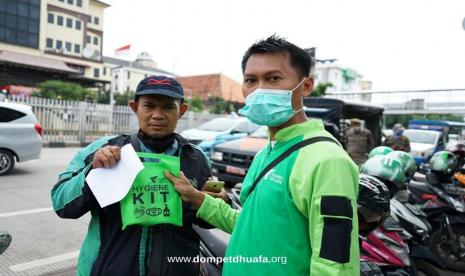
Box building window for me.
[76,0,82,7]
[75,20,81,30]
[46,38,53,48]
[103,67,106,76]
[47,13,54,23]
[0,1,40,48]
[127,71,130,79]
[93,36,98,45]
[94,68,99,78]
[94,16,99,25]
[66,18,72,28]
[59,0,64,2]
[65,42,72,52]
[86,35,91,43]
[74,44,80,53]
[57,16,63,26]
[56,40,62,49]
[67,0,73,4]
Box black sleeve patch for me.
[321,196,353,218]
[319,217,352,263]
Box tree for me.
[311,82,333,97]
[34,80,95,101]
[207,96,232,114]
[188,96,203,112]
[114,90,135,106]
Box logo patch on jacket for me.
[263,169,284,185]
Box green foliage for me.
[384,114,464,129]
[311,82,333,97]
[207,96,233,114]
[35,80,95,101]
[188,96,203,112]
[97,90,110,104]
[114,90,135,106]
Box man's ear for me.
[179,102,189,118]
[301,77,314,97]
[129,100,138,113]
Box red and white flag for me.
[114,44,131,56]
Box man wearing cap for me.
[383,123,411,152]
[345,118,374,165]
[51,76,222,276]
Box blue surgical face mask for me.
[238,78,306,127]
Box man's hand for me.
[92,146,121,169]
[165,171,205,209]
[202,187,230,204]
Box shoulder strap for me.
[130,132,141,152]
[247,136,339,197]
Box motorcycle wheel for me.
[428,224,465,272]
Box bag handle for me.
[247,136,339,197]
[130,132,142,152]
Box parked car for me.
[180,117,258,158]
[0,101,42,175]
[211,126,268,186]
[403,129,443,166]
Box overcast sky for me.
[102,0,465,91]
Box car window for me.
[198,118,236,131]
[404,130,438,145]
[0,107,26,122]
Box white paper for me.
[86,144,144,207]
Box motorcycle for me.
[408,172,465,272]
[389,194,445,275]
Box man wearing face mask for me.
[383,123,411,152]
[166,35,360,275]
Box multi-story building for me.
[0,0,111,94]
[103,52,176,93]
[314,60,365,92]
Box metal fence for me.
[5,95,222,146]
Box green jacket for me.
[197,119,360,275]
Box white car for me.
[403,129,443,165]
[180,117,258,145]
[0,101,42,175]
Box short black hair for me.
[241,35,312,78]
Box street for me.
[0,148,463,276]
[0,148,84,276]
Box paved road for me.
[0,148,84,276]
[0,148,463,275]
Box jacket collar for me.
[274,119,325,143]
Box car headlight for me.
[212,152,223,161]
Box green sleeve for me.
[290,153,360,276]
[196,194,239,234]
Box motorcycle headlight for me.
[211,151,223,161]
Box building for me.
[177,73,244,103]
[314,60,366,92]
[0,0,111,95]
[103,52,175,93]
